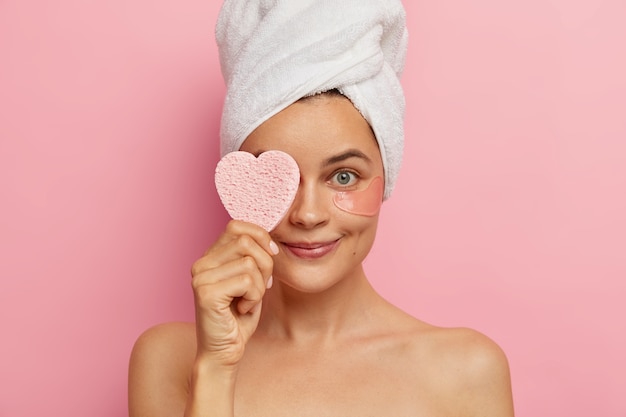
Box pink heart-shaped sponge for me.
[215,151,300,231]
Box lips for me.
[282,239,340,259]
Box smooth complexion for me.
[240,95,385,296]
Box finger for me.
[236,296,262,316]
[192,234,274,281]
[225,220,280,256]
[194,273,264,316]
[192,255,265,292]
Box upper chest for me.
[232,339,456,417]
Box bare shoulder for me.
[129,322,197,417]
[407,324,515,416]
[131,321,196,353]
[130,322,196,373]
[423,326,510,373]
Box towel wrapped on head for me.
[216,0,408,199]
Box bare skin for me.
[128,95,515,417]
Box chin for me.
[272,258,365,295]
[273,267,336,294]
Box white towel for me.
[216,0,407,199]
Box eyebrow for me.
[323,149,372,167]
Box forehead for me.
[240,95,381,165]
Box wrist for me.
[185,355,239,417]
[192,353,239,381]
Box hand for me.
[190,220,277,368]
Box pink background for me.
[1,1,624,416]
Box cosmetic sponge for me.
[215,151,300,231]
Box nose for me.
[287,180,329,229]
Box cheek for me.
[333,176,383,217]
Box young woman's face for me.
[240,94,385,293]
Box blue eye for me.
[333,171,357,186]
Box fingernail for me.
[266,275,273,289]
[269,240,279,255]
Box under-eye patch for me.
[215,151,300,231]
[333,176,383,216]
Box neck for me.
[257,266,381,345]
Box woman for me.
[129,1,514,416]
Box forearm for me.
[184,359,239,417]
